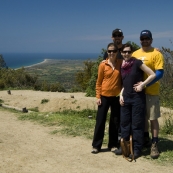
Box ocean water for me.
[2,53,99,69]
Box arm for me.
[119,88,124,106]
[146,69,164,87]
[134,64,156,92]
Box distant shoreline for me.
[24,59,49,68]
[14,58,96,70]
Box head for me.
[107,43,118,60]
[140,30,153,48]
[121,43,133,61]
[111,28,124,47]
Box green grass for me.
[41,99,49,104]
[1,106,173,166]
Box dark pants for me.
[92,96,120,150]
[121,94,145,154]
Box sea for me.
[2,53,100,69]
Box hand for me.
[96,99,101,105]
[134,85,143,92]
[119,95,124,106]
[133,81,143,87]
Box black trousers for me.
[121,94,145,154]
[92,96,120,150]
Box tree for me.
[75,60,95,91]
[126,41,140,51]
[0,54,8,69]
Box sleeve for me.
[96,63,105,98]
[153,53,164,70]
[146,69,164,87]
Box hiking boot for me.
[114,147,122,155]
[143,136,151,148]
[150,142,160,159]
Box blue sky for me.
[0,0,173,53]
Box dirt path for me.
[0,110,173,173]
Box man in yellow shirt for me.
[132,30,164,159]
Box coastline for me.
[24,59,49,68]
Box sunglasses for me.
[140,37,151,41]
[122,51,132,54]
[112,34,122,38]
[107,50,118,53]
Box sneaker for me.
[150,142,160,159]
[114,147,122,155]
[143,136,151,148]
[109,147,118,152]
[91,148,99,154]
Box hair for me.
[121,43,134,52]
[107,43,118,50]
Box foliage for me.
[75,60,95,91]
[126,41,140,51]
[0,54,8,69]
[160,47,173,108]
[85,49,105,97]
[41,99,49,104]
[0,68,37,89]
[160,116,173,135]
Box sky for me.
[0,0,173,53]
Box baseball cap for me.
[140,30,152,39]
[112,28,123,36]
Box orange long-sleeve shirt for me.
[96,59,122,99]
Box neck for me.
[142,46,153,52]
[118,43,123,49]
[108,58,117,64]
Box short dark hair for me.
[107,43,118,50]
[121,43,134,52]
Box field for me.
[24,59,87,90]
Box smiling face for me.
[112,33,124,46]
[140,37,153,47]
[107,45,118,60]
[121,46,132,61]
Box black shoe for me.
[129,153,141,160]
[114,147,122,155]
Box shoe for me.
[129,153,141,160]
[91,148,99,154]
[114,147,122,155]
[143,136,151,148]
[150,142,160,159]
[109,147,118,152]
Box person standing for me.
[103,28,124,60]
[119,43,156,159]
[91,43,122,154]
[132,30,164,159]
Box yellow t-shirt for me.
[132,48,164,95]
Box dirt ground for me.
[0,90,173,173]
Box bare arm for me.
[134,64,156,92]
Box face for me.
[112,33,124,46]
[140,37,152,47]
[107,45,118,59]
[121,47,132,61]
